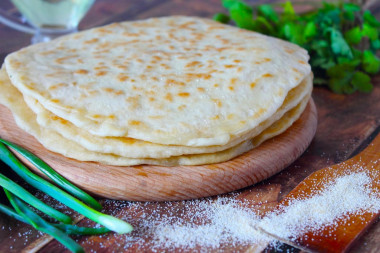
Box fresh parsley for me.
[214,0,380,94]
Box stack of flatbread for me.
[0,16,312,166]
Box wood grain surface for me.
[0,99,317,201]
[0,0,379,252]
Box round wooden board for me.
[0,99,317,201]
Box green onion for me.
[0,172,72,224]
[5,189,84,253]
[0,138,102,211]
[54,224,111,235]
[0,202,111,235]
[0,202,28,223]
[0,202,111,236]
[0,142,133,234]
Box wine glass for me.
[0,0,95,44]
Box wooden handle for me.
[356,132,380,162]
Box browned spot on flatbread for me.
[165,93,173,102]
[49,83,67,90]
[253,108,266,118]
[230,78,238,85]
[178,105,187,110]
[129,120,142,126]
[178,92,190,97]
[166,79,185,86]
[292,67,300,73]
[262,73,273,78]
[212,99,222,108]
[75,69,89,75]
[55,55,78,64]
[284,47,295,54]
[118,73,129,82]
[102,87,124,96]
[185,61,202,68]
[84,38,99,44]
[96,71,107,76]
[126,96,141,109]
[186,73,211,80]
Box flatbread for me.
[0,68,310,166]
[4,16,311,147]
[23,74,311,158]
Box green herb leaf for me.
[283,1,295,16]
[257,4,278,23]
[213,13,230,24]
[222,0,254,29]
[253,16,275,35]
[329,27,353,59]
[371,39,380,51]
[222,0,251,11]
[313,77,327,85]
[230,10,254,29]
[363,10,380,28]
[343,3,360,21]
[362,50,380,74]
[344,26,362,45]
[328,76,352,94]
[362,23,379,41]
[303,22,317,40]
[282,22,305,45]
[352,71,373,92]
[216,0,380,94]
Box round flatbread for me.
[0,68,310,166]
[5,16,311,147]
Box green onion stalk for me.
[0,141,133,234]
[0,138,102,210]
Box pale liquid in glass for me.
[10,0,95,30]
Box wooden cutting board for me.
[0,99,317,201]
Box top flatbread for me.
[4,16,311,147]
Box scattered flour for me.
[24,169,378,252]
[96,170,380,251]
[150,198,268,249]
[258,171,380,240]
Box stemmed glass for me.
[0,0,95,44]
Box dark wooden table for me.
[0,0,379,252]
